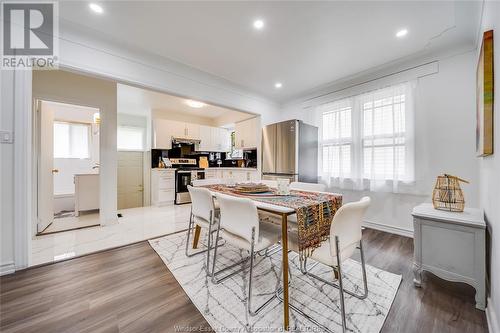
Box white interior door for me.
[37,101,55,232]
[117,151,144,210]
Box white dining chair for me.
[211,193,282,316]
[186,185,221,275]
[287,196,371,333]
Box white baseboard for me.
[362,220,414,238]
[0,261,15,276]
[486,297,499,333]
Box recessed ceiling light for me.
[396,29,408,38]
[274,82,283,89]
[186,100,205,108]
[89,3,103,14]
[253,19,265,30]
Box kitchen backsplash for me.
[151,148,257,169]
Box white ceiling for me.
[117,83,251,120]
[60,1,481,103]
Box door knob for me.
[52,169,59,173]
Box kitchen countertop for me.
[151,167,258,171]
[205,167,258,171]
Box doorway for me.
[117,151,144,209]
[36,100,101,234]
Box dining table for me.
[191,183,343,331]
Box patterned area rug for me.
[149,231,402,333]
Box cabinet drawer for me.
[205,170,217,179]
[159,180,175,190]
[158,189,174,202]
[158,172,175,179]
[159,174,175,182]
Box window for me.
[319,82,414,192]
[117,126,144,151]
[321,99,352,177]
[53,122,90,159]
[228,131,243,159]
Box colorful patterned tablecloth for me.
[205,184,342,258]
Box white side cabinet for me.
[151,169,175,206]
[412,203,486,310]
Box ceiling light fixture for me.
[253,19,265,30]
[89,3,104,14]
[274,82,283,89]
[186,100,206,108]
[396,29,408,38]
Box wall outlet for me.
[0,130,14,144]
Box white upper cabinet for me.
[154,119,235,152]
[197,125,231,152]
[235,117,259,149]
[198,125,212,151]
[153,119,202,149]
[185,123,200,140]
[153,119,175,149]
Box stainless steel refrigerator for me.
[261,119,318,183]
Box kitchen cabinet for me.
[197,126,231,152]
[153,119,201,149]
[151,169,175,206]
[235,117,259,149]
[214,127,231,152]
[198,126,212,151]
[185,122,200,140]
[204,168,260,182]
[153,119,174,149]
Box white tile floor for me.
[31,204,191,266]
[42,211,100,234]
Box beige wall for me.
[32,70,118,227]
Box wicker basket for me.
[432,174,469,212]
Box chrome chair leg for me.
[211,223,251,284]
[205,212,213,275]
[247,232,285,316]
[274,265,332,333]
[335,236,347,333]
[300,239,369,300]
[185,210,221,278]
[184,210,195,257]
[258,243,281,257]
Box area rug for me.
[149,231,402,333]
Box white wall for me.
[279,50,479,235]
[0,70,16,275]
[478,1,500,330]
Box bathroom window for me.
[53,121,90,159]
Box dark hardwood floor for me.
[0,229,487,333]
